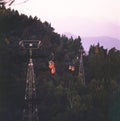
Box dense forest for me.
[0,6,120,121]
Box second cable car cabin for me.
[69,65,75,72]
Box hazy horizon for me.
[10,0,120,40]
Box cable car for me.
[71,66,75,71]
[69,65,75,71]
[51,67,55,74]
[49,60,54,69]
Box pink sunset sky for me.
[10,0,120,39]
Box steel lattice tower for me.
[19,40,41,121]
[78,49,85,85]
[22,58,39,121]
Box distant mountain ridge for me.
[82,36,120,51]
[62,32,120,51]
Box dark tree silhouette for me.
[0,0,15,6]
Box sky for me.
[10,0,120,39]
